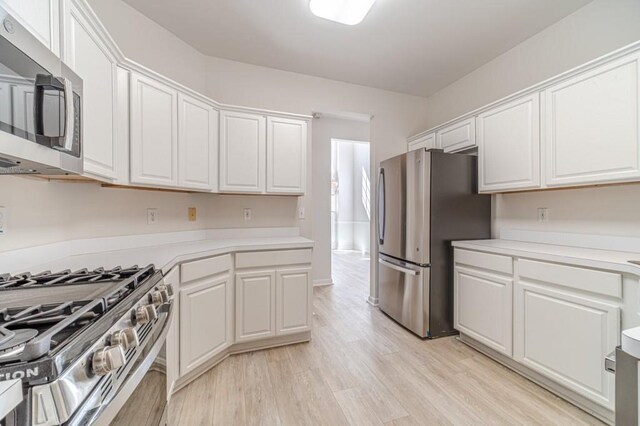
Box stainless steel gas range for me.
[0,265,174,426]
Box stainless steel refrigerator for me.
[376,149,491,338]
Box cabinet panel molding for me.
[477,93,540,192]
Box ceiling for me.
[122,0,592,97]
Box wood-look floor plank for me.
[242,351,282,426]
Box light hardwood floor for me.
[168,250,603,425]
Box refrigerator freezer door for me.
[377,150,430,266]
[378,254,430,337]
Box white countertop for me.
[0,228,313,275]
[453,239,640,276]
[26,236,313,275]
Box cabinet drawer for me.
[518,259,621,298]
[181,254,232,283]
[454,249,513,275]
[236,249,312,269]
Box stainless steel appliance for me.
[0,265,174,426]
[376,149,491,338]
[0,6,82,175]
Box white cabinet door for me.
[236,270,276,342]
[454,265,513,356]
[437,118,476,152]
[544,52,640,187]
[219,110,266,193]
[163,267,180,397]
[177,94,218,191]
[276,267,312,336]
[514,280,619,409]
[179,275,231,376]
[0,0,59,54]
[408,132,436,152]
[266,116,306,194]
[64,2,119,180]
[130,73,178,187]
[477,93,540,192]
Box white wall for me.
[312,118,370,285]
[423,0,640,240]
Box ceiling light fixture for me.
[309,0,377,26]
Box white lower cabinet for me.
[168,249,312,393]
[514,280,619,409]
[454,248,621,412]
[180,275,232,376]
[235,270,276,342]
[276,267,312,335]
[454,265,512,356]
[178,254,233,377]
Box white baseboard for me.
[313,279,334,287]
[367,296,379,306]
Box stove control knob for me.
[134,304,157,325]
[110,327,139,350]
[149,289,169,307]
[158,283,174,297]
[92,345,126,376]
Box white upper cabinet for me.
[543,52,640,187]
[477,93,540,193]
[266,116,307,194]
[130,73,178,187]
[63,2,119,181]
[437,117,476,153]
[178,94,218,191]
[0,0,59,54]
[219,110,266,193]
[408,132,436,152]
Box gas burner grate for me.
[0,266,147,290]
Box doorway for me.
[330,138,370,285]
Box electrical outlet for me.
[188,207,197,222]
[147,208,159,224]
[537,207,549,223]
[0,207,6,235]
[298,206,305,219]
[243,208,252,221]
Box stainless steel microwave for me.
[0,6,83,175]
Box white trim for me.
[313,279,334,287]
[367,296,379,306]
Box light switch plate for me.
[243,208,252,221]
[0,207,6,234]
[188,207,197,222]
[298,206,305,219]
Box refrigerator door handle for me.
[378,258,421,276]
[377,167,386,245]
